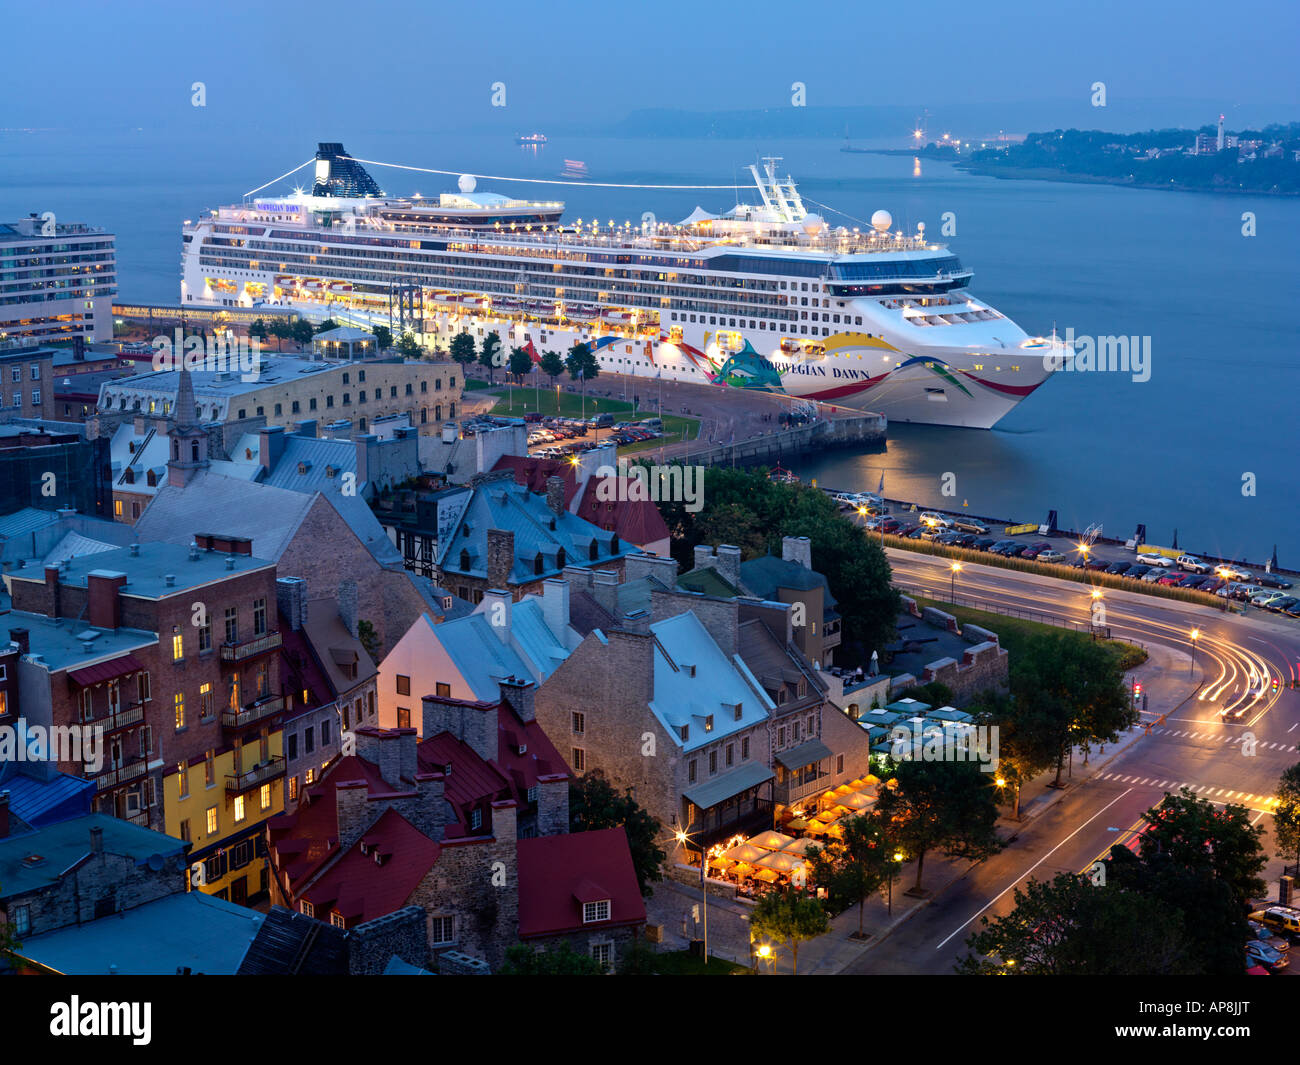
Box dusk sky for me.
[4,0,1297,132]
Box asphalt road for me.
[845,551,1300,975]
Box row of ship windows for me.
[670,311,864,328]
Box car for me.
[1285,603,1300,619]
[1137,553,1176,568]
[1142,568,1168,583]
[1177,555,1212,573]
[879,518,902,534]
[894,523,918,538]
[1178,575,1208,589]
[1246,940,1290,972]
[972,538,997,552]
[523,411,544,423]
[1106,561,1132,575]
[1157,573,1184,586]
[904,525,927,539]
[1216,581,1244,599]
[952,518,989,534]
[951,533,978,548]
[1251,590,1287,607]
[1125,564,1151,579]
[1218,565,1255,582]
[1266,596,1300,614]
[920,527,945,542]
[934,529,962,544]
[863,516,886,531]
[1084,557,1109,570]
[1251,907,1300,941]
[1200,578,1227,594]
[1221,702,1248,721]
[1021,542,1054,560]
[1257,574,1294,590]
[997,543,1028,558]
[1249,921,1291,955]
[1233,584,1265,601]
[1037,549,1067,563]
[918,512,953,529]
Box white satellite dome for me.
[458,174,477,194]
[800,213,824,236]
[916,221,925,232]
[871,209,893,233]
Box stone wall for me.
[347,905,428,975]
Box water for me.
[3,127,1295,563]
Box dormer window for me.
[677,724,689,742]
[704,714,714,732]
[582,900,611,923]
[459,548,471,571]
[589,541,598,561]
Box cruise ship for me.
[180,143,1064,428]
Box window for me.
[173,692,185,730]
[177,762,189,798]
[572,711,585,735]
[305,768,315,786]
[253,598,267,636]
[321,719,331,747]
[688,759,697,783]
[395,674,411,696]
[31,389,40,405]
[470,808,483,831]
[304,726,315,754]
[260,783,272,811]
[726,744,734,767]
[179,818,191,843]
[837,753,845,774]
[330,912,346,929]
[288,775,299,802]
[709,750,717,774]
[435,682,450,698]
[301,901,314,918]
[741,737,749,760]
[224,606,238,644]
[11,904,30,938]
[309,397,317,411]
[198,615,212,652]
[429,916,455,945]
[206,805,218,834]
[287,732,298,760]
[233,794,246,823]
[397,707,410,729]
[571,747,586,772]
[171,632,184,661]
[583,900,611,923]
[199,682,213,720]
[205,749,215,787]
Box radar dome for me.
[801,213,824,236]
[871,210,893,233]
[458,174,477,194]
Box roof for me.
[19,892,264,975]
[236,905,349,975]
[574,474,671,548]
[516,827,646,938]
[302,597,376,697]
[677,567,741,598]
[682,762,775,812]
[0,507,61,540]
[108,421,170,498]
[738,554,837,611]
[648,612,772,751]
[774,738,833,770]
[0,769,95,829]
[426,598,575,700]
[491,455,579,507]
[2,608,156,673]
[314,326,376,343]
[68,652,147,685]
[0,813,187,898]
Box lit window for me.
[206,805,218,834]
[171,632,184,661]
[260,783,272,811]
[173,692,185,730]
[233,794,246,823]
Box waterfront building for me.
[0,217,116,345]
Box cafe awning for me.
[682,763,773,811]
[748,830,795,851]
[775,738,833,771]
[68,653,146,687]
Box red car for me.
[1021,542,1054,560]
[1157,573,1184,586]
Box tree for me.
[874,758,1003,893]
[396,331,422,358]
[958,872,1196,975]
[268,318,290,352]
[539,348,565,384]
[449,330,477,372]
[371,325,392,350]
[1011,632,1135,788]
[805,813,897,937]
[315,318,340,334]
[248,318,268,346]
[479,331,503,384]
[508,345,534,384]
[695,505,766,560]
[498,942,603,975]
[565,341,598,382]
[356,620,381,662]
[970,688,1059,818]
[569,770,665,896]
[749,888,829,974]
[1274,760,1300,873]
[292,319,315,348]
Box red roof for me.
[67,653,146,686]
[516,827,646,939]
[574,475,669,548]
[492,456,579,507]
[301,807,440,924]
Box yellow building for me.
[163,730,285,906]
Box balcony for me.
[97,703,145,735]
[226,756,286,796]
[773,772,830,806]
[220,630,282,663]
[221,693,285,731]
[95,758,148,791]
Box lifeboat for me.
[328,282,353,294]
[460,294,485,307]
[498,298,521,311]
[302,280,324,293]
[567,304,598,321]
[275,276,296,288]
[432,292,459,305]
[602,308,634,322]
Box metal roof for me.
[682,762,774,811]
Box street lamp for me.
[675,828,707,964]
[1190,628,1200,676]
[949,561,962,601]
[888,851,905,915]
[755,941,773,974]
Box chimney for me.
[43,565,61,618]
[335,780,372,852]
[535,773,569,836]
[258,425,287,472]
[624,554,679,586]
[488,799,518,846]
[397,728,417,787]
[483,589,512,643]
[276,576,307,632]
[0,791,9,839]
[498,677,535,725]
[486,529,514,591]
[441,422,457,445]
[90,825,104,854]
[421,693,497,764]
[539,578,570,637]
[590,568,619,614]
[406,772,447,842]
[782,535,812,570]
[87,571,128,630]
[692,544,714,572]
[715,544,742,588]
[296,418,317,438]
[375,730,407,790]
[338,579,358,639]
[9,628,29,655]
[355,434,378,492]
[546,475,566,517]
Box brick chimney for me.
[335,780,372,852]
[546,475,566,517]
[421,693,497,764]
[782,535,812,570]
[258,425,287,472]
[43,565,61,618]
[483,588,512,643]
[338,579,358,639]
[590,568,619,614]
[535,773,569,836]
[486,529,514,591]
[87,571,128,630]
[498,677,535,725]
[276,577,306,632]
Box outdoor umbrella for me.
[748,830,796,851]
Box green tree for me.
[565,341,598,382]
[356,620,380,662]
[970,688,1058,819]
[569,770,665,896]
[371,325,393,350]
[449,330,477,372]
[749,888,829,975]
[396,331,422,358]
[479,331,503,384]
[539,348,565,384]
[498,942,603,975]
[314,318,340,334]
[874,758,1003,893]
[268,318,290,351]
[695,506,766,562]
[292,319,315,347]
[508,345,534,384]
[958,872,1196,975]
[1274,759,1300,873]
[248,318,267,346]
[805,813,897,937]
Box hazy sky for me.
[4,0,1297,130]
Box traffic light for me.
[1133,680,1143,702]
[1272,677,1280,694]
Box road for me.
[845,551,1300,974]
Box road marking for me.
[1158,780,1169,787]
[935,789,1135,951]
[1289,722,1298,733]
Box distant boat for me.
[561,159,588,179]
[517,132,547,145]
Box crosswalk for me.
[1148,726,1296,753]
[1093,770,1279,809]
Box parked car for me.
[1216,582,1245,599]
[1245,940,1289,972]
[1178,575,1208,589]
[1137,553,1176,568]
[1218,565,1254,582]
[935,530,963,545]
[1157,573,1184,586]
[1126,565,1151,579]
[920,527,945,542]
[1084,557,1109,570]
[1142,568,1168,583]
[1233,584,1265,601]
[952,518,989,534]
[1257,574,1294,590]
[904,525,927,539]
[1250,906,1300,941]
[1106,561,1132,575]
[1177,555,1212,573]
[918,511,953,528]
[1266,596,1300,614]
[1249,921,1291,955]
[951,533,978,548]
[998,543,1028,558]
[1037,549,1067,563]
[1251,590,1286,607]
[1021,542,1054,560]
[864,516,886,531]
[972,538,997,552]
[894,523,917,538]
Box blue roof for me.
[0,769,95,829]
[431,597,573,699]
[0,507,61,540]
[18,892,264,975]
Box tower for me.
[166,364,209,487]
